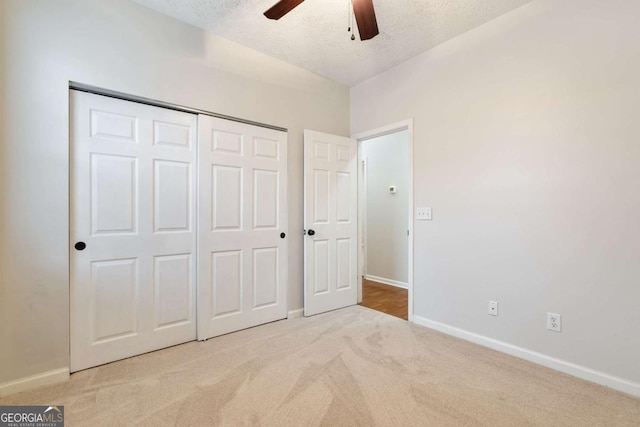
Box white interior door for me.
[304,130,358,316]
[70,91,197,372]
[198,115,288,339]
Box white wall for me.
[0,0,349,385]
[362,131,409,285]
[351,0,640,387]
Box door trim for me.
[360,157,368,296]
[352,119,415,321]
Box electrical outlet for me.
[488,301,498,316]
[547,313,562,332]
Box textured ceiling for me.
[130,0,534,86]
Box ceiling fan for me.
[264,0,379,41]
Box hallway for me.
[359,278,408,320]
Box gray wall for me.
[351,0,640,385]
[362,131,409,285]
[0,0,349,384]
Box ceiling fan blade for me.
[264,0,305,20]
[352,0,379,40]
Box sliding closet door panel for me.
[70,91,197,372]
[198,115,288,340]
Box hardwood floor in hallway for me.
[359,278,408,320]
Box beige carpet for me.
[2,306,639,426]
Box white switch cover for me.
[416,207,432,220]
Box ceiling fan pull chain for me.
[350,0,355,40]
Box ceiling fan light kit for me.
[264,0,379,41]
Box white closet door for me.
[198,115,288,340]
[70,91,197,372]
[303,130,358,316]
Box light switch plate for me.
[416,207,432,220]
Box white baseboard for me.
[0,368,69,397]
[287,308,304,319]
[412,316,640,398]
[364,274,408,289]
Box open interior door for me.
[304,130,358,316]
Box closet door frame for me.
[69,84,290,362]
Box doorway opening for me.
[355,121,413,321]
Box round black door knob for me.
[307,229,315,236]
[75,242,86,251]
[280,232,286,239]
